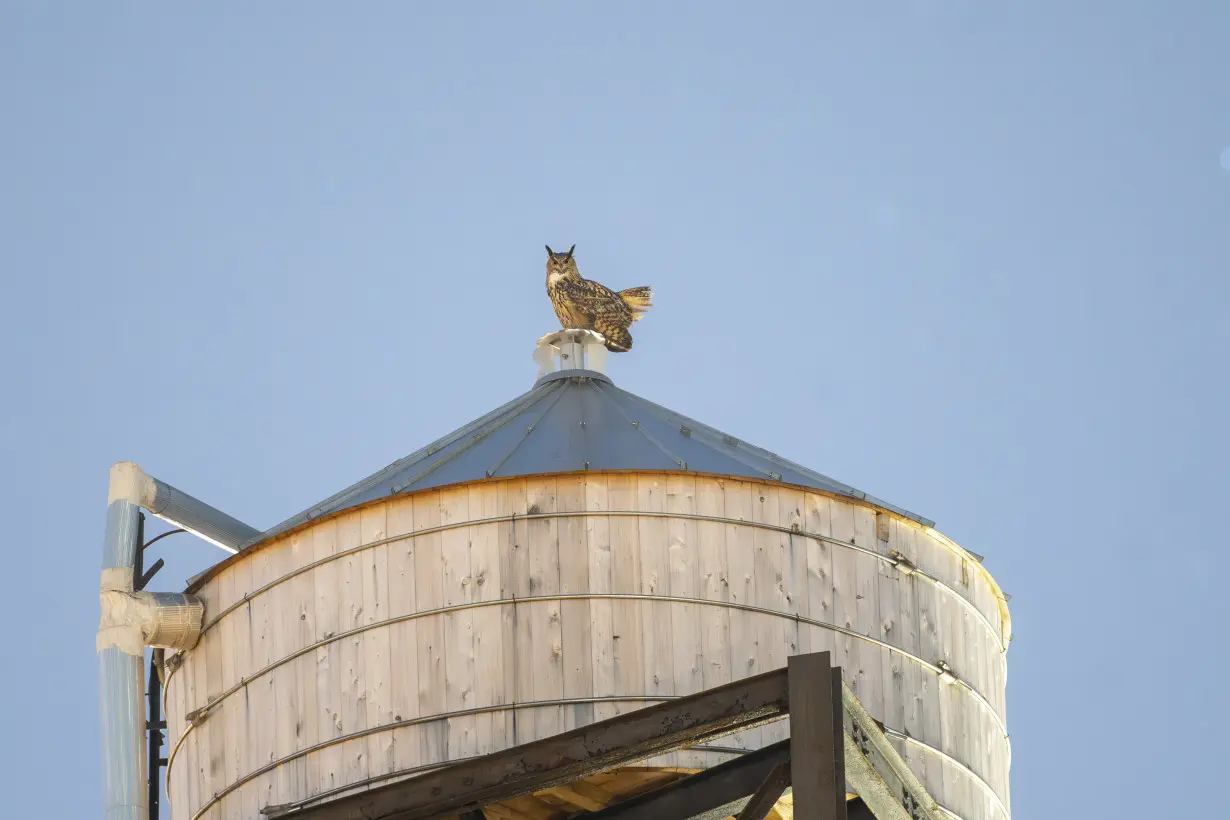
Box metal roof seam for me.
[239,373,934,549]
[483,380,571,479]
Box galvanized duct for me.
[97,461,257,820]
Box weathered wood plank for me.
[637,475,675,706]
[803,493,835,657]
[828,500,858,691]
[585,474,616,722]
[723,479,759,753]
[666,475,703,696]
[413,492,447,764]
[753,486,787,747]
[470,484,509,753]
[361,504,394,778]
[386,496,421,778]
[696,477,731,693]
[441,488,477,761]
[334,512,367,789]
[851,507,884,720]
[607,475,644,716]
[525,477,563,741]
[557,474,594,730]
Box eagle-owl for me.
[545,244,652,352]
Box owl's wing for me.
[559,278,625,321]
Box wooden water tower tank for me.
[164,331,1011,820]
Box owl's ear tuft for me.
[566,244,576,259]
[545,245,555,256]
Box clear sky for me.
[2,3,1226,817]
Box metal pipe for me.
[106,461,259,553]
[98,475,147,820]
[98,462,242,820]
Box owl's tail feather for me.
[619,286,653,321]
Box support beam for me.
[787,653,846,820]
[735,761,791,820]
[279,666,793,820]
[841,681,943,820]
[581,741,791,820]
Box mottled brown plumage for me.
[545,244,652,352]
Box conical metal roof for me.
[244,331,931,549]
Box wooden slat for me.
[695,477,731,693]
[386,496,422,778]
[361,504,394,778]
[270,531,305,804]
[557,474,594,731]
[470,484,509,753]
[827,500,858,701]
[802,493,834,656]
[288,531,320,801]
[851,507,884,720]
[585,474,616,722]
[526,477,564,741]
[637,475,675,708]
[752,486,786,748]
[723,480,758,753]
[413,491,447,763]
[441,488,477,761]
[335,512,368,790]
[607,475,643,717]
[311,519,342,798]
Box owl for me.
[544,244,652,352]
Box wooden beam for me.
[735,761,791,820]
[580,740,791,820]
[283,665,793,820]
[541,781,614,812]
[787,653,846,820]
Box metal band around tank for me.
[176,696,670,818]
[166,592,1008,811]
[883,727,1010,820]
[195,509,1009,650]
[179,695,998,820]
[173,592,1007,733]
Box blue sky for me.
[1,3,1227,817]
